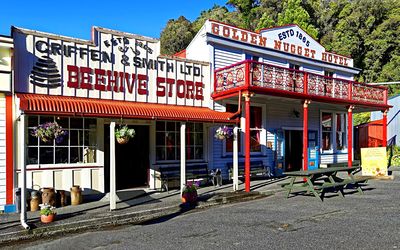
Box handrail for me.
[214,60,387,106]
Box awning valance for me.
[17,94,237,123]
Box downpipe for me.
[19,114,30,230]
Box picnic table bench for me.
[227,160,271,180]
[153,163,209,192]
[282,166,371,201]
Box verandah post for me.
[180,122,186,196]
[382,109,388,147]
[243,91,252,192]
[303,100,311,171]
[110,122,116,210]
[347,105,355,167]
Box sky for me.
[1,0,229,39]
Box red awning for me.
[17,94,237,123]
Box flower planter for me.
[181,191,198,204]
[216,135,226,140]
[41,214,56,223]
[116,137,130,144]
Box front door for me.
[284,130,303,171]
[104,125,150,191]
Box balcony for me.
[214,61,388,107]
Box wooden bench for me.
[227,160,270,180]
[153,163,210,192]
[326,160,360,168]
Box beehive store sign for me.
[14,27,209,107]
[208,21,353,67]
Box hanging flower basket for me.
[215,126,233,140]
[31,122,68,143]
[115,125,135,144]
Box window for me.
[322,112,332,151]
[289,63,300,70]
[321,112,347,152]
[156,121,203,161]
[27,116,97,165]
[324,71,334,77]
[336,113,346,150]
[250,106,262,152]
[224,104,262,153]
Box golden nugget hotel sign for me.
[208,21,353,67]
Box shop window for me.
[336,113,346,150]
[27,116,97,165]
[156,121,203,161]
[322,112,332,151]
[321,112,347,153]
[250,106,262,152]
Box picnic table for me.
[282,166,370,201]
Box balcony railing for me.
[214,61,387,106]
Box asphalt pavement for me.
[0,173,398,249]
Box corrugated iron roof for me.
[17,94,237,123]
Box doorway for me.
[104,125,150,191]
[284,130,303,171]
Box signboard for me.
[207,21,353,67]
[361,147,388,176]
[13,27,210,107]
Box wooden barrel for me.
[70,185,82,205]
[41,188,56,207]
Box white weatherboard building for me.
[183,20,389,192]
[0,20,391,211]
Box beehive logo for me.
[30,56,62,88]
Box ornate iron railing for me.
[214,61,387,105]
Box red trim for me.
[244,95,251,192]
[382,111,388,147]
[303,102,308,171]
[347,108,353,167]
[5,95,13,204]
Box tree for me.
[276,0,319,39]
[227,0,260,29]
[192,5,242,33]
[160,16,194,55]
[328,0,389,73]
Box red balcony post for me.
[348,81,353,101]
[303,72,308,95]
[382,109,388,147]
[243,91,253,192]
[303,100,311,171]
[245,61,251,88]
[347,105,355,167]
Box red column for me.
[5,95,13,204]
[382,109,388,147]
[303,100,310,171]
[244,92,252,192]
[347,105,354,167]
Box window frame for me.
[320,110,348,154]
[155,121,205,163]
[26,116,98,167]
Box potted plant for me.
[39,203,56,223]
[215,126,233,140]
[181,182,198,204]
[31,121,68,143]
[115,125,135,144]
